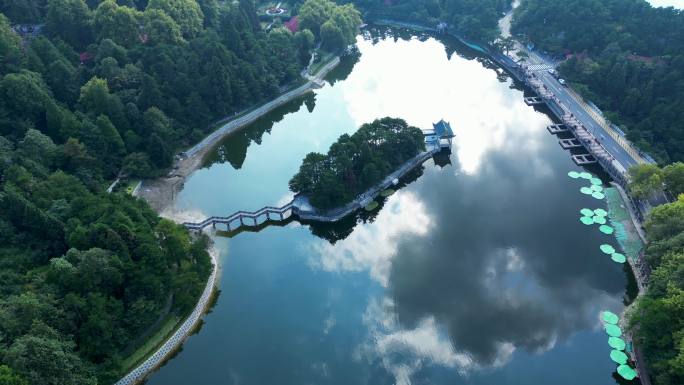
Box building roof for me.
[433,120,454,138]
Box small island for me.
[289,117,426,210]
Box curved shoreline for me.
[116,56,341,385]
[113,246,219,385]
[136,56,341,213]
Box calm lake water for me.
[151,30,634,385]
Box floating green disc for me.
[591,185,604,192]
[593,216,607,225]
[590,177,603,186]
[594,208,608,217]
[568,171,581,179]
[600,225,614,235]
[602,311,619,325]
[617,365,637,380]
[580,216,594,225]
[608,336,626,350]
[364,201,379,212]
[611,253,627,264]
[610,350,629,365]
[380,189,395,197]
[592,192,606,200]
[600,244,616,254]
[581,208,595,216]
[580,187,593,195]
[605,324,622,337]
[580,172,593,179]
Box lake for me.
[149,29,635,385]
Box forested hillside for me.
[0,0,317,384]
[512,0,684,163]
[632,195,684,385]
[347,0,509,42]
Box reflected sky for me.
[156,32,630,385]
[647,0,683,9]
[175,35,549,217]
[309,143,625,383]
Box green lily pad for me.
[592,191,606,200]
[580,216,595,225]
[617,365,637,380]
[600,225,614,235]
[591,185,604,192]
[610,349,629,365]
[594,208,608,217]
[611,253,627,264]
[581,208,595,216]
[364,201,379,212]
[590,177,603,186]
[580,172,593,179]
[593,216,607,225]
[580,187,593,195]
[605,323,622,337]
[568,171,581,179]
[600,244,616,254]
[602,311,619,325]
[380,189,395,197]
[608,336,626,350]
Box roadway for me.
[520,49,671,208]
[523,50,641,170]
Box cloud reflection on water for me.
[339,36,549,175]
[309,134,624,384]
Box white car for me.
[548,69,557,76]
[558,79,566,85]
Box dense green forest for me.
[346,0,509,42]
[1,0,314,178]
[512,0,684,164]
[289,117,425,210]
[631,195,684,385]
[0,0,342,383]
[628,162,684,200]
[298,0,362,52]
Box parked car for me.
[548,68,557,76]
[558,78,566,85]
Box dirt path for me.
[136,57,341,214]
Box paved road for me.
[524,50,642,170]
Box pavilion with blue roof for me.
[425,119,455,150]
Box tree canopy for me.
[0,0,315,383]
[348,0,509,42]
[632,195,684,385]
[299,0,361,52]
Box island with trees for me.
[289,117,426,210]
